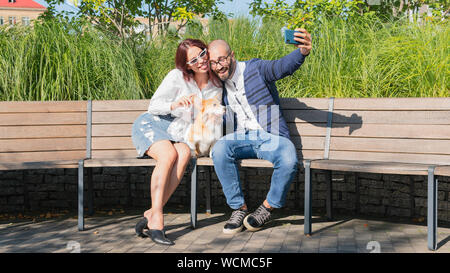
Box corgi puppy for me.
[187,95,225,157]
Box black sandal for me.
[135,217,148,238]
[144,229,174,246]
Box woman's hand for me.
[171,94,196,110]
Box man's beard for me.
[215,61,235,81]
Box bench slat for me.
[435,166,450,176]
[92,124,133,137]
[331,124,450,139]
[310,159,430,175]
[92,111,142,124]
[0,101,87,113]
[0,151,86,163]
[288,123,327,137]
[92,100,150,112]
[90,149,323,161]
[0,138,86,153]
[279,98,330,110]
[282,110,330,123]
[330,137,450,155]
[90,98,331,112]
[0,113,86,126]
[91,122,326,137]
[334,98,450,110]
[328,150,450,165]
[0,160,80,170]
[84,157,275,168]
[93,109,331,125]
[90,136,325,151]
[0,125,87,139]
[333,110,450,125]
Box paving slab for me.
[0,211,449,253]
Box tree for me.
[143,0,230,37]
[76,0,143,40]
[364,0,448,21]
[249,0,367,29]
[43,0,231,40]
[249,0,448,27]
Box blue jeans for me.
[211,130,298,210]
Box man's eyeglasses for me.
[209,52,232,67]
[186,48,208,65]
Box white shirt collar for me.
[229,61,242,88]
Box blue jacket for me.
[222,49,307,139]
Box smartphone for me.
[284,29,304,45]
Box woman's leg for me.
[144,140,178,230]
[143,141,192,230]
[164,143,192,203]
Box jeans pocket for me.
[232,143,257,160]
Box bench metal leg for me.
[78,160,84,231]
[190,159,198,229]
[304,160,312,235]
[355,173,360,215]
[325,170,332,220]
[87,168,94,216]
[427,166,437,251]
[206,166,212,215]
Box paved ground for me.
[0,209,449,253]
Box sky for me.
[218,0,296,17]
[32,0,297,18]
[34,0,78,15]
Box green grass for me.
[0,16,448,101]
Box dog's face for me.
[200,97,225,120]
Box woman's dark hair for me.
[175,39,222,88]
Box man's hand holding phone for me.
[285,28,312,56]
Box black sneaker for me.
[243,204,272,232]
[223,209,248,235]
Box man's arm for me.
[258,28,312,83]
[258,49,307,83]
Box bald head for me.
[208,39,231,55]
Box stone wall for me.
[1,165,449,223]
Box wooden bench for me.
[0,101,87,170]
[1,99,448,252]
[302,98,450,251]
[77,98,335,231]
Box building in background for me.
[0,0,46,27]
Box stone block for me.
[29,192,48,200]
[358,173,383,180]
[0,171,23,179]
[49,192,70,200]
[8,196,24,205]
[0,187,16,196]
[360,204,385,215]
[104,181,122,190]
[388,198,410,208]
[389,207,411,217]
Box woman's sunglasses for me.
[186,48,208,65]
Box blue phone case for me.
[284,29,303,45]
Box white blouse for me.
[147,69,223,142]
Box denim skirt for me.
[131,112,175,157]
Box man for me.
[208,28,312,234]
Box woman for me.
[132,39,222,246]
